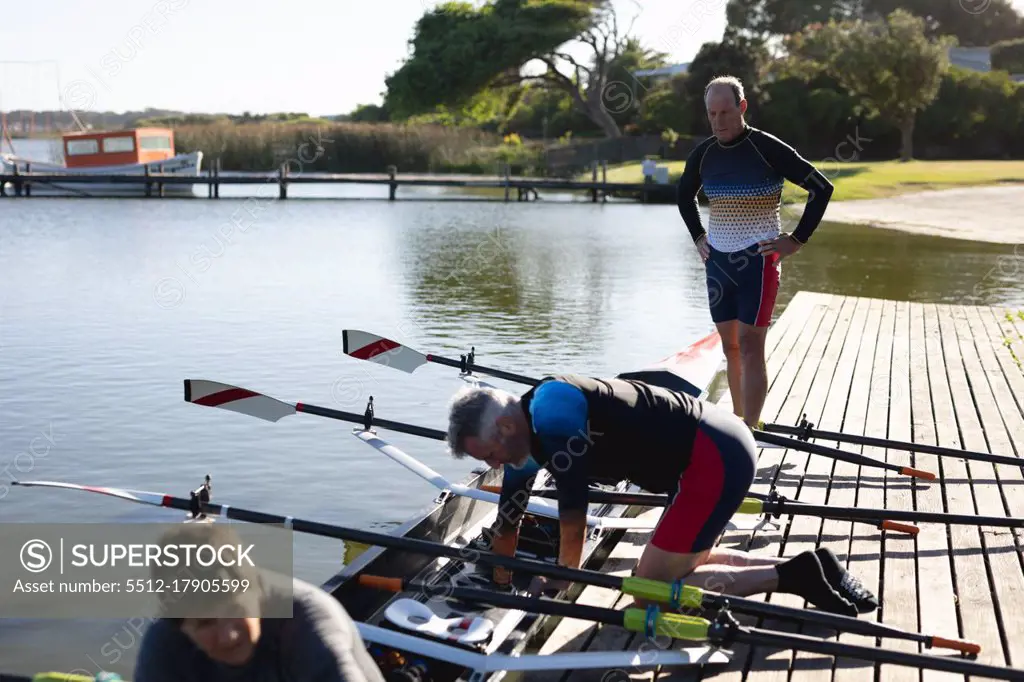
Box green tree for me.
[788,10,955,160]
[724,0,864,44]
[384,0,653,138]
[863,0,1024,47]
[991,38,1024,72]
[726,0,1023,48]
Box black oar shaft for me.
[387,579,624,628]
[700,594,927,645]
[773,499,1023,528]
[156,493,626,590]
[753,430,933,479]
[763,422,1023,468]
[295,402,447,441]
[426,353,539,386]
[738,626,1022,681]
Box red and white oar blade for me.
[342,329,429,374]
[184,379,296,422]
[11,480,171,509]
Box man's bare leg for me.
[633,544,777,604]
[633,543,858,615]
[715,320,743,420]
[738,322,769,427]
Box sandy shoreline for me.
[783,184,1024,245]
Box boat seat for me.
[384,598,494,646]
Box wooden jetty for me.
[0,161,677,203]
[523,292,1024,682]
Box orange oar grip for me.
[481,485,502,494]
[358,575,404,592]
[930,635,982,656]
[881,520,919,535]
[901,466,936,480]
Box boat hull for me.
[0,151,203,198]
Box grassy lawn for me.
[594,159,1024,203]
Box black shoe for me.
[815,547,879,614]
[776,550,858,617]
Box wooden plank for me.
[908,302,962,682]
[821,297,891,682]
[875,299,928,681]
[789,295,877,682]
[991,308,1024,420]
[949,304,1024,668]
[739,294,852,682]
[928,304,1004,666]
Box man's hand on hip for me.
[695,234,710,262]
[757,234,802,258]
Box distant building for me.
[631,63,690,82]
[947,46,1024,82]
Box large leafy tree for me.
[726,0,1023,47]
[384,0,654,137]
[787,9,955,160]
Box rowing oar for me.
[10,479,980,656]
[355,581,1014,680]
[484,485,1024,530]
[183,379,446,441]
[761,413,1024,468]
[478,485,919,535]
[343,329,539,386]
[340,330,935,481]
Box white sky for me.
[0,0,1020,116]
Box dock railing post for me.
[504,163,510,202]
[591,161,598,203]
[387,165,397,201]
[215,158,221,199]
[158,163,165,198]
[279,162,288,200]
[145,165,152,198]
[24,162,31,197]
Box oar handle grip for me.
[880,520,919,535]
[482,485,501,494]
[929,635,982,656]
[738,498,763,515]
[621,577,703,608]
[900,466,936,480]
[623,609,710,641]
[358,575,405,592]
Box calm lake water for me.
[2,138,1023,676]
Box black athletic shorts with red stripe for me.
[650,402,757,554]
[705,243,781,328]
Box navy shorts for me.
[650,402,757,554]
[705,244,781,328]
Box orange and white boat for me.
[1,127,203,197]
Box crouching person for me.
[134,522,384,682]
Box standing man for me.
[677,75,834,428]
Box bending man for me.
[677,75,833,427]
[446,375,876,616]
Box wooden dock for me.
[0,164,677,203]
[525,292,1024,682]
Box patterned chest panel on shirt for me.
[700,141,784,253]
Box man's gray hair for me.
[446,385,516,458]
[704,75,745,106]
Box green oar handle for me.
[739,498,763,514]
[623,607,710,641]
[621,576,703,608]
